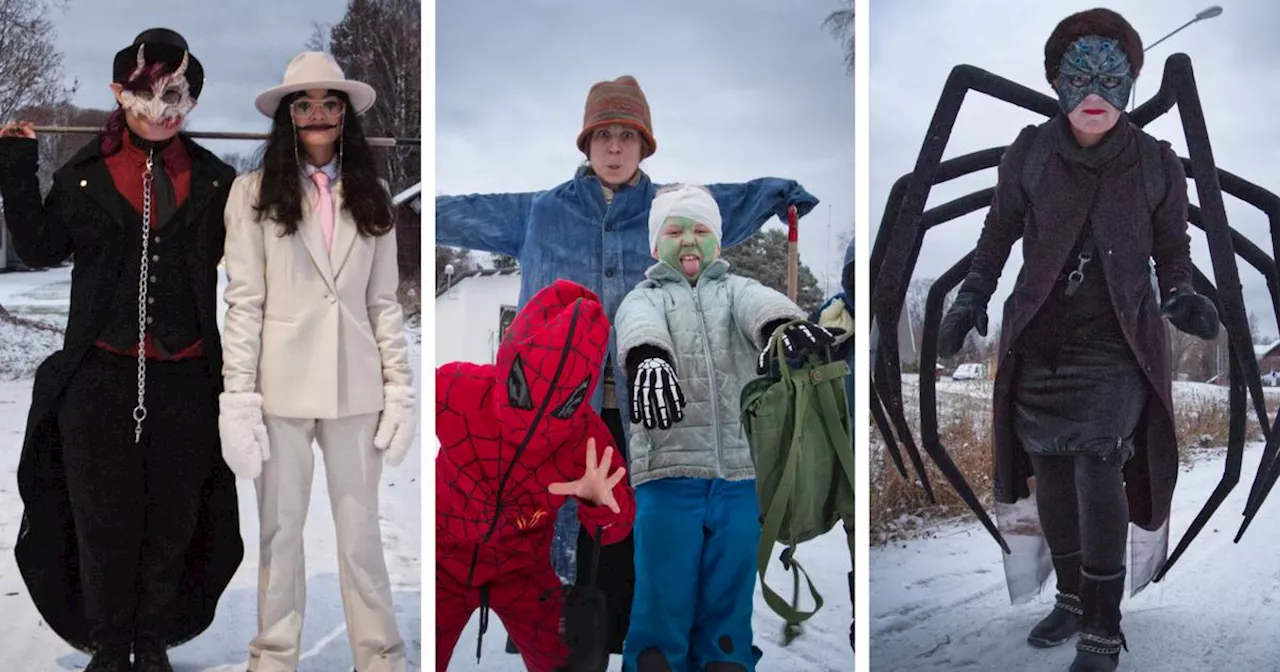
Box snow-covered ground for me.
[872,382,1280,670]
[0,267,421,671]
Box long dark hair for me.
[252,89,393,237]
[102,60,180,156]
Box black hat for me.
[112,28,204,99]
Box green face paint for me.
[656,216,720,281]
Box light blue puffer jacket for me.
[615,258,805,487]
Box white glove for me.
[374,384,416,466]
[218,392,270,480]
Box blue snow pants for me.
[623,477,761,671]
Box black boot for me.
[83,647,131,672]
[1069,567,1128,672]
[1027,551,1083,648]
[506,635,519,654]
[130,647,174,672]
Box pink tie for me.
[312,170,335,252]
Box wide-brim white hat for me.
[254,51,376,117]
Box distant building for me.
[435,266,520,366]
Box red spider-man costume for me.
[436,280,636,672]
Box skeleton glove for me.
[758,320,841,375]
[627,346,687,430]
[938,291,989,359]
[1162,285,1220,340]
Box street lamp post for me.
[1130,5,1224,110]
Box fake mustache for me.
[298,124,338,132]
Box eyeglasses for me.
[291,97,345,117]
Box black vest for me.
[97,188,201,356]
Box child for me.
[436,280,636,672]
[615,184,838,671]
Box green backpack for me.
[740,319,855,643]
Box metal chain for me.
[132,151,154,444]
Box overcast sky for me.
[436,0,855,294]
[48,0,349,160]
[872,0,1280,340]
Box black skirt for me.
[1013,334,1148,463]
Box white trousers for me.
[249,413,406,672]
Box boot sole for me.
[1027,632,1075,648]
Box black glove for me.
[938,291,989,359]
[1162,286,1219,340]
[627,346,686,430]
[757,320,842,375]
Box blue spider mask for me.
[1055,35,1134,113]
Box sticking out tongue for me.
[681,255,700,276]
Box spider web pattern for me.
[436,280,636,670]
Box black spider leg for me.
[871,65,1059,515]
[1199,172,1280,523]
[919,248,1010,554]
[1156,197,1280,561]
[1154,267,1244,581]
[1155,55,1271,457]
[871,152,1007,505]
[868,379,908,480]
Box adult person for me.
[0,28,242,672]
[936,9,1218,671]
[219,51,414,672]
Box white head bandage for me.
[648,184,722,253]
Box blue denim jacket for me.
[437,165,819,581]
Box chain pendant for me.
[133,151,154,444]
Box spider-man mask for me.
[495,280,610,451]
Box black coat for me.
[961,118,1191,532]
[0,134,243,651]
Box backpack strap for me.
[1133,124,1170,215]
[1019,120,1057,205]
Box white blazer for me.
[221,169,412,419]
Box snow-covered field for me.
[0,267,421,671]
[871,375,1280,670]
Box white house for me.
[435,267,521,366]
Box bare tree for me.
[314,0,421,194]
[0,0,76,124]
[0,0,76,286]
[822,0,854,76]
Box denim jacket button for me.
[605,269,615,278]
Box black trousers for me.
[575,408,636,655]
[57,349,218,650]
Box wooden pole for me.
[786,204,799,302]
[27,125,419,148]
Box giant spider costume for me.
[436,280,636,672]
[871,8,1280,672]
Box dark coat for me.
[0,134,243,651]
[959,117,1191,532]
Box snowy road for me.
[871,441,1280,671]
[0,268,422,671]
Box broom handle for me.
[26,125,419,148]
[787,204,799,302]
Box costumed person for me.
[436,74,818,654]
[219,52,414,672]
[0,28,242,672]
[436,279,637,672]
[614,184,839,671]
[936,9,1218,671]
